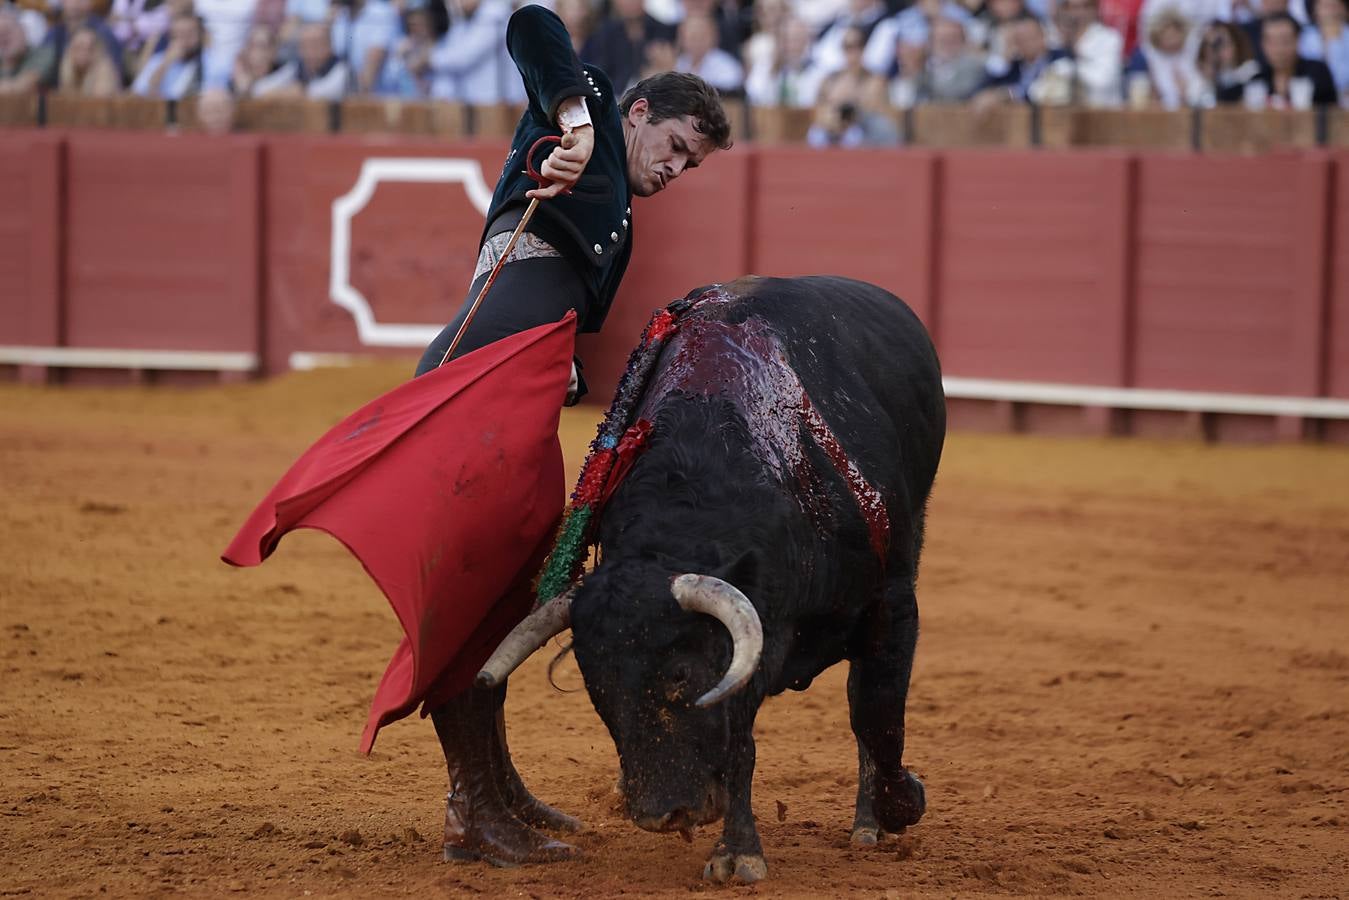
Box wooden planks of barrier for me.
[907,104,1032,148]
[748,105,814,144]
[1200,108,1317,153]
[1328,109,1349,147]
[1040,108,1193,150]
[720,98,750,144]
[231,97,331,134]
[0,92,38,127]
[468,103,526,138]
[45,94,166,130]
[339,98,466,137]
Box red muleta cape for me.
[221,314,575,753]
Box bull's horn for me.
[671,574,764,708]
[475,587,576,688]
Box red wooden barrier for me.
[59,131,263,382]
[0,133,62,381]
[1328,151,1349,442]
[4,130,1349,440]
[748,147,938,327]
[938,150,1134,385]
[1133,153,1329,396]
[260,136,508,374]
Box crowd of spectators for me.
[1,0,1345,141]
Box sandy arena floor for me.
[1,363,1347,899]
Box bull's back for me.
[722,276,945,509]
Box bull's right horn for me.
[671,574,764,708]
[475,587,576,688]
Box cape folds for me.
[221,313,576,753]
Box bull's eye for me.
[665,663,692,703]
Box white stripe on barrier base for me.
[942,377,1349,420]
[0,346,258,371]
[288,352,366,371]
[4,346,1347,419]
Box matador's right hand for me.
[529,126,595,201]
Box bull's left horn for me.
[475,587,576,688]
[671,574,764,708]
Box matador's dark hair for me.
[619,72,734,150]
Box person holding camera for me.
[807,25,893,146]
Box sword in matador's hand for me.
[438,133,570,369]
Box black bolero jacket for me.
[483,5,633,334]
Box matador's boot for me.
[432,689,578,867]
[487,681,582,833]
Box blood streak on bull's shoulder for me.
[635,291,891,563]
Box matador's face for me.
[622,99,714,198]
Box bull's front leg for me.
[848,583,927,838]
[703,729,766,883]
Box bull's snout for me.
[629,785,729,833]
[634,807,703,833]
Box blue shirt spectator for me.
[865,0,974,76]
[132,12,205,98]
[287,0,331,22]
[383,3,437,98]
[332,0,401,94]
[1299,0,1349,93]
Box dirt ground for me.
[2,363,1347,899]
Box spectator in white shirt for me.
[794,0,850,30]
[675,11,744,91]
[1052,0,1125,104]
[1131,5,1202,107]
[195,0,259,88]
[742,0,787,77]
[745,14,826,105]
[813,0,887,75]
[429,0,513,104]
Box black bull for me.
[481,275,946,883]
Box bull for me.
[479,275,946,883]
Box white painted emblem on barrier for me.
[330,157,494,346]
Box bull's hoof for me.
[850,825,879,847]
[850,825,905,847]
[703,851,768,884]
[874,771,926,834]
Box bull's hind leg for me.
[847,581,927,839]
